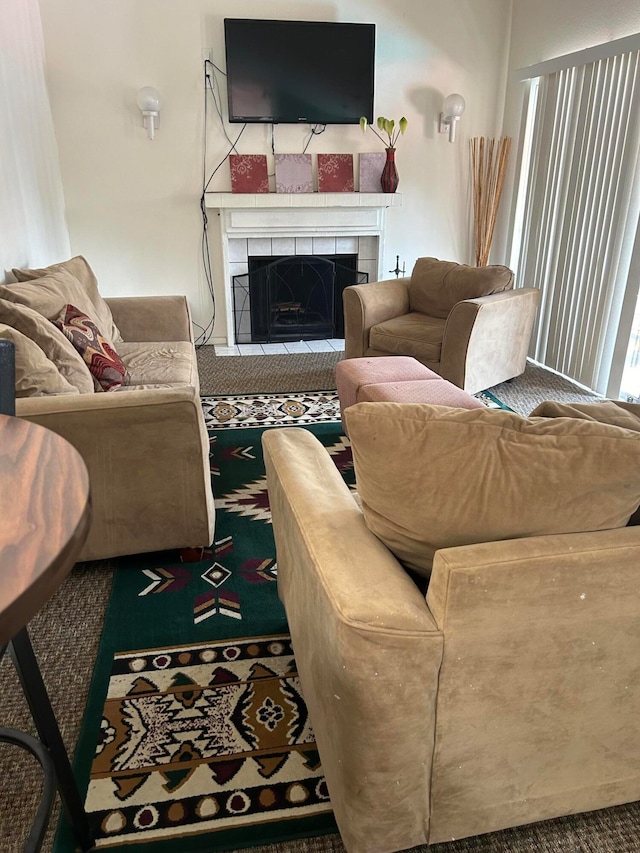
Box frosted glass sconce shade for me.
[136,86,162,140]
[439,93,466,143]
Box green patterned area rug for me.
[54,401,358,853]
[55,388,509,853]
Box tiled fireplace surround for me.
[205,193,402,351]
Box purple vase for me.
[381,148,399,193]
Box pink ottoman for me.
[335,357,484,435]
[359,379,485,409]
[335,356,440,418]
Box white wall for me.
[0,0,70,281]
[509,0,640,69]
[37,0,511,343]
[496,0,640,268]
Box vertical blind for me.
[514,47,640,394]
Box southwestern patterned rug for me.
[199,388,507,431]
[54,404,358,852]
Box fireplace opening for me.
[233,254,369,344]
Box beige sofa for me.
[343,257,541,393]
[0,257,215,562]
[263,402,640,853]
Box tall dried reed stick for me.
[471,136,511,267]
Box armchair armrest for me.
[17,386,214,561]
[425,527,640,843]
[263,427,441,852]
[343,278,410,358]
[440,287,540,393]
[106,295,194,343]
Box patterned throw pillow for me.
[55,304,127,391]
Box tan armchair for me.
[263,422,640,853]
[343,257,540,394]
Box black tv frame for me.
[224,18,375,126]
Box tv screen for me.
[224,19,375,125]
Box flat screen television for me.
[224,19,375,125]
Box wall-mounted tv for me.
[224,19,375,125]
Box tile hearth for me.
[214,338,345,356]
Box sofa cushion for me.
[0,298,94,393]
[370,313,446,363]
[55,304,127,391]
[345,402,640,578]
[530,399,640,527]
[530,400,640,432]
[1,267,106,330]
[408,257,513,319]
[0,324,79,397]
[12,255,122,343]
[117,341,197,387]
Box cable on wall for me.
[196,60,326,346]
[302,123,326,154]
[195,58,246,347]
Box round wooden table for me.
[0,413,94,852]
[0,413,91,644]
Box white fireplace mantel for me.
[204,192,402,209]
[205,192,402,345]
[205,192,401,238]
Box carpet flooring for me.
[2,352,637,853]
[197,349,343,397]
[196,346,604,415]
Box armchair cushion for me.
[369,312,446,362]
[54,304,127,391]
[345,401,640,578]
[12,255,122,343]
[409,257,513,318]
[0,324,79,397]
[0,298,94,393]
[530,399,640,432]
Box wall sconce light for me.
[439,93,466,143]
[136,86,162,140]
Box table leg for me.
[9,627,95,852]
[0,726,56,852]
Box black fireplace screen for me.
[233,254,369,344]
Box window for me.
[510,34,640,397]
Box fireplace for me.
[233,254,368,344]
[203,191,402,346]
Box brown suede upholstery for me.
[263,426,640,853]
[0,324,79,396]
[14,293,215,561]
[530,399,640,431]
[409,256,513,317]
[11,255,123,342]
[343,257,541,393]
[345,402,640,577]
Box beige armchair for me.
[263,421,640,853]
[343,257,540,394]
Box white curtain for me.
[0,0,70,280]
[512,43,640,395]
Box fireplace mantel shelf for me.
[205,192,402,210]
